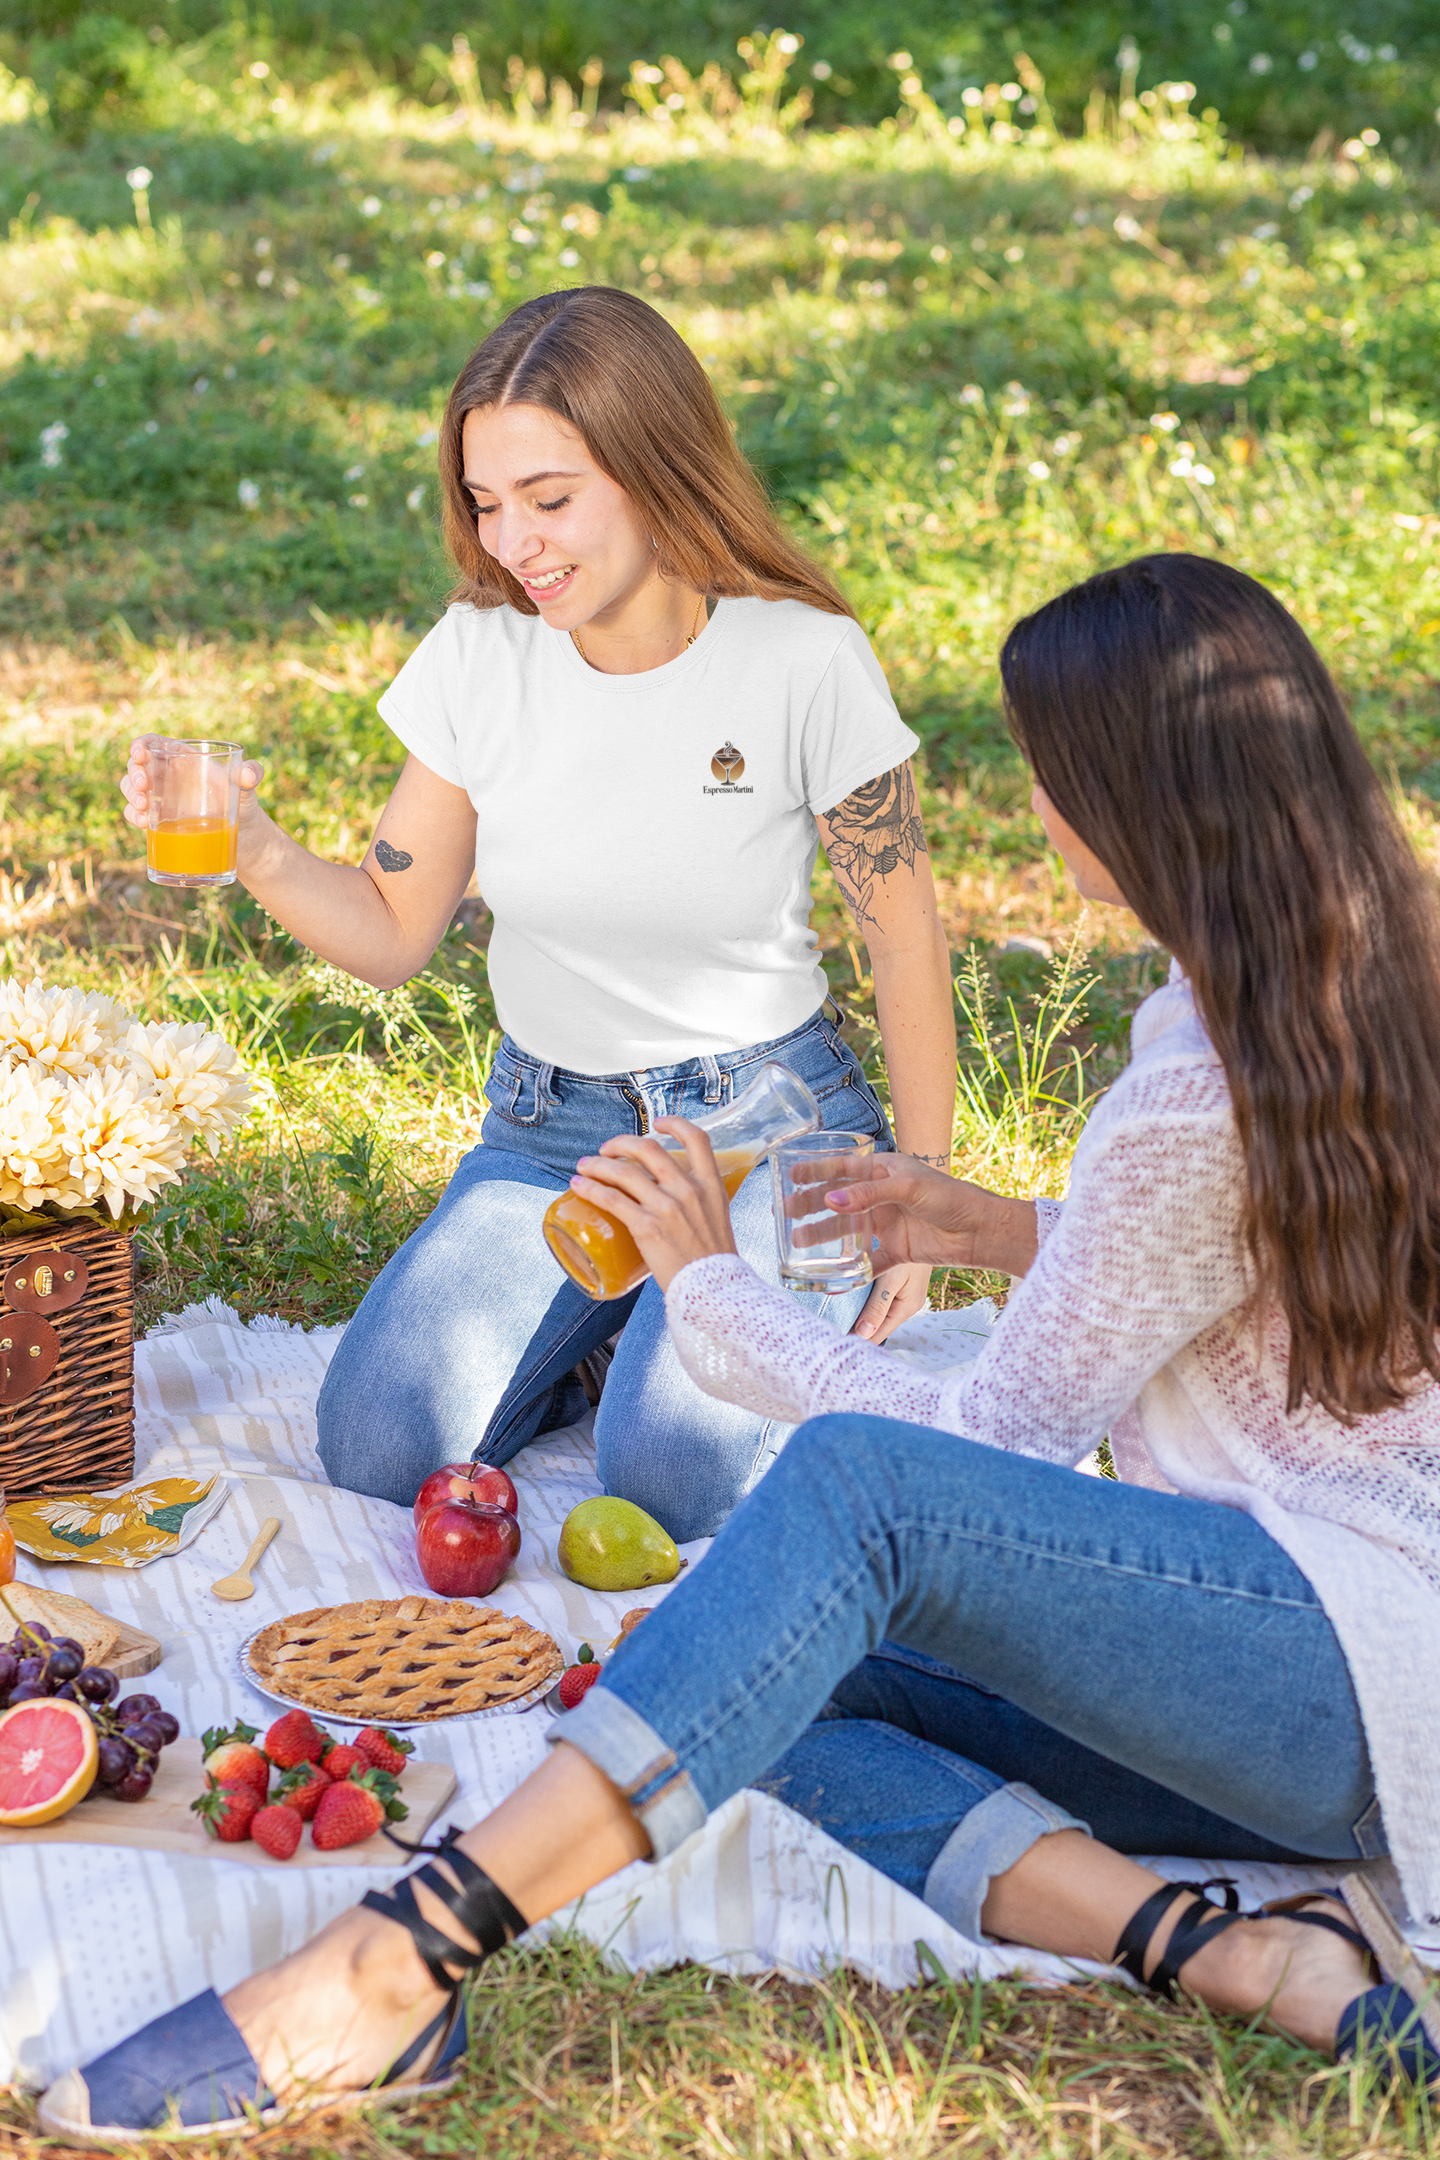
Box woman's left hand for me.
[570,1118,738,1293]
[851,1259,932,1343]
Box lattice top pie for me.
[247,1597,563,1722]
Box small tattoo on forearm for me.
[914,1152,952,1169]
[374,839,413,873]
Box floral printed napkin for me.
[6,1475,229,1567]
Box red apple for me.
[412,1462,519,1529]
[416,1499,522,1598]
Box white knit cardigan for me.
[666,970,1440,1921]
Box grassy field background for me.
[2,19,1440,2155]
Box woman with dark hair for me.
[118,287,956,1543]
[68,554,1439,2138]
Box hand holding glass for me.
[543,1062,820,1300]
[144,737,242,887]
[771,1133,875,1294]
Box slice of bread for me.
[0,1582,121,1669]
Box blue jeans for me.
[316,1010,892,1540]
[559,1415,1384,1940]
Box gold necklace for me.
[572,592,706,668]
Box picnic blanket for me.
[0,1300,1419,2089]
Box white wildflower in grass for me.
[57,1066,188,1219]
[407,485,425,509]
[0,1062,69,1210]
[38,421,69,468]
[0,978,127,1076]
[123,1022,254,1148]
[1028,460,1051,479]
[238,478,260,509]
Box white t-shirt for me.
[377,595,919,1074]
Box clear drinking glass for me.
[145,737,242,887]
[771,1133,875,1294]
[543,1061,822,1301]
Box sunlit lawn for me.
[2,35,1439,2156]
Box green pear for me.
[557,1498,681,1592]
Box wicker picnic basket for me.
[0,1217,136,1498]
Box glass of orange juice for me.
[543,1061,821,1302]
[145,737,242,887]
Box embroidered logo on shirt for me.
[705,742,753,796]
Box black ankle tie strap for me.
[361,1824,528,1994]
[1113,1877,1244,2001]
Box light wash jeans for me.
[315,1010,892,1541]
[559,1414,1384,1940]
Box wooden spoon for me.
[211,1517,281,1602]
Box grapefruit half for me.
[0,1697,98,1825]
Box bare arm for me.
[816,760,957,1337]
[122,745,478,989]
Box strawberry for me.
[265,1709,326,1770]
[201,1721,269,1802]
[558,1644,602,1710]
[192,1781,260,1842]
[354,1725,414,1777]
[321,1742,365,1780]
[251,1802,303,1860]
[274,1761,332,1820]
[311,1767,408,1852]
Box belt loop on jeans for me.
[700,1054,723,1107]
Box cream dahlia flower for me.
[57,1064,191,1219]
[0,1060,70,1210]
[123,1022,254,1146]
[0,977,129,1077]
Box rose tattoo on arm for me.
[822,762,927,931]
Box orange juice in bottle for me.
[543,1062,820,1302]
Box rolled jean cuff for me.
[923,1781,1092,1943]
[547,1685,707,1860]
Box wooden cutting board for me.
[110,1618,162,1679]
[0,1737,457,1868]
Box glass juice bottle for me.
[543,1061,821,1301]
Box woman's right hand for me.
[811,1155,1040,1277]
[120,738,267,842]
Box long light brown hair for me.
[438,286,852,618]
[1001,552,1440,1421]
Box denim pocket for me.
[1350,1793,1389,1859]
[811,1034,893,1146]
[484,1044,552,1128]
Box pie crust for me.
[246,1597,563,1721]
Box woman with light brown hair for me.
[120,285,956,1540]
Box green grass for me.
[3,37,1440,2159]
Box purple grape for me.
[125,1720,165,1756]
[96,1737,135,1786]
[22,1623,51,1642]
[53,1681,81,1702]
[77,1666,117,1703]
[48,1646,83,1683]
[115,1693,161,1724]
[8,1682,47,1703]
[150,1710,180,1746]
[52,1638,85,1659]
[0,1650,16,1694]
[115,1764,153,1803]
[16,1657,47,1689]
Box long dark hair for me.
[1000,552,1440,1420]
[438,286,852,619]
